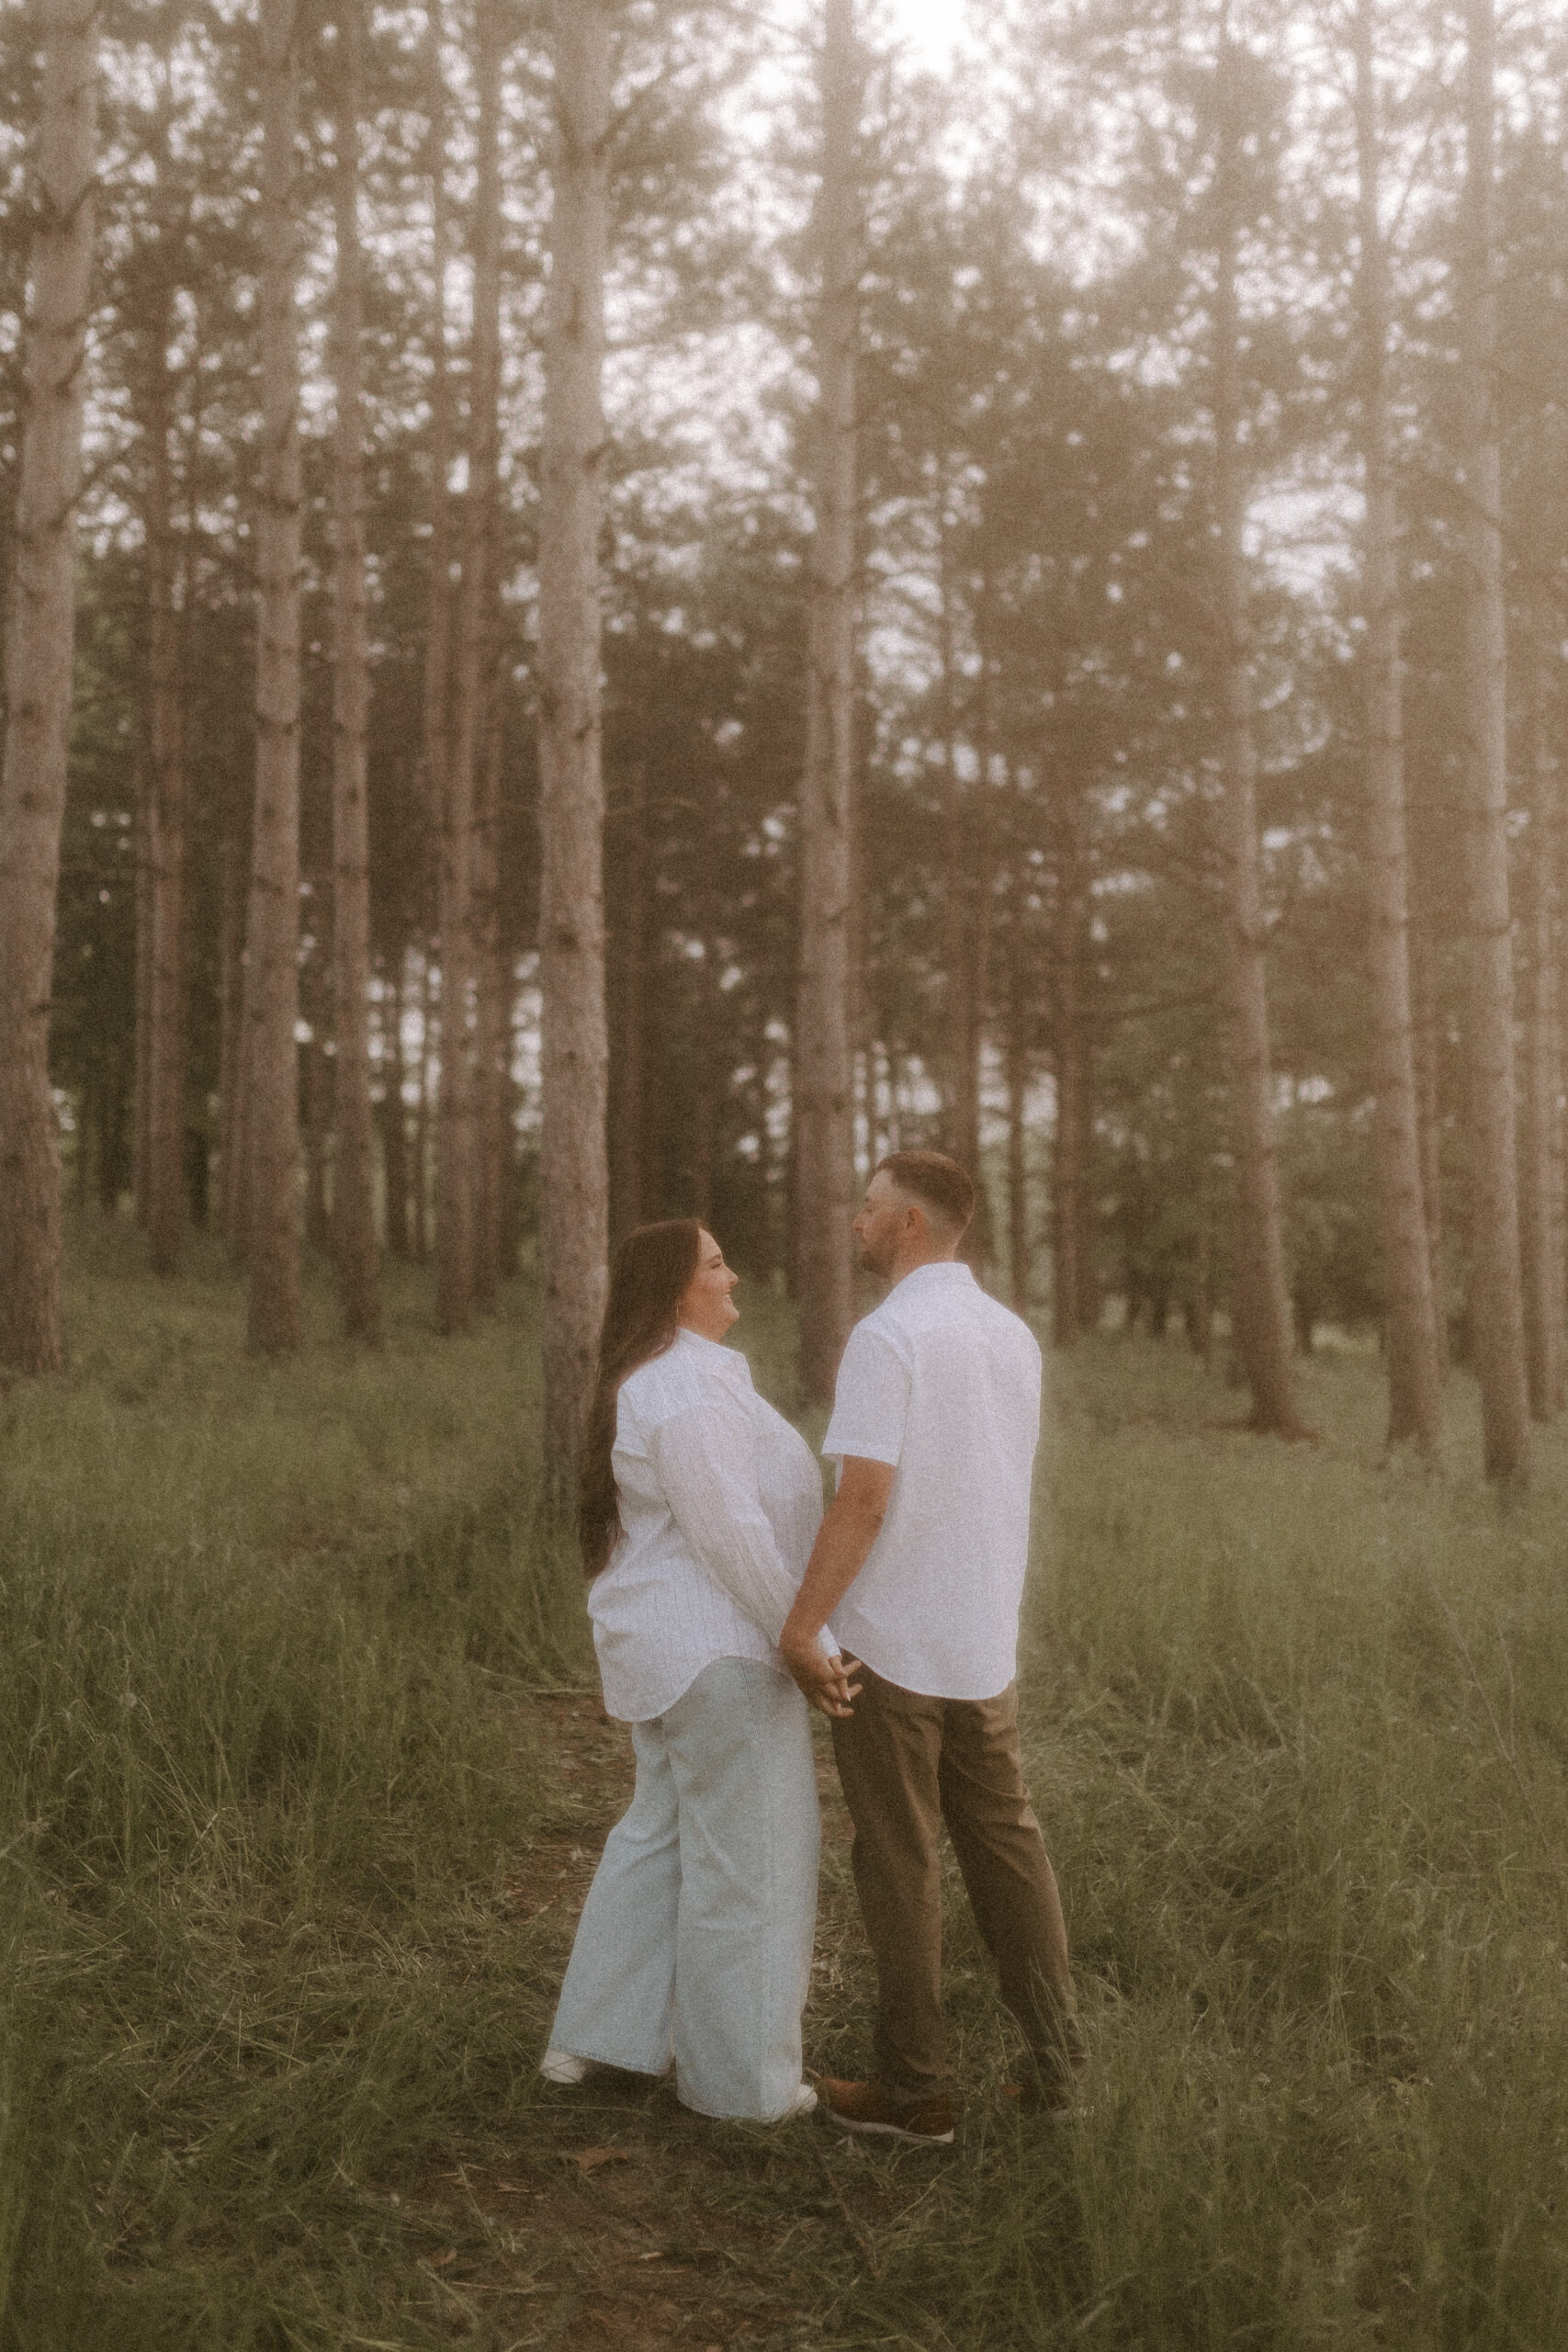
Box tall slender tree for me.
[140,272,189,1278]
[331,0,380,1343]
[1460,0,1529,1486]
[538,0,611,1509]
[0,0,96,1374]
[1351,0,1443,1455]
[438,0,502,1329]
[240,0,305,1355]
[795,0,859,1403]
[1052,798,1089,1348]
[1518,629,1562,1420]
[1211,53,1302,1436]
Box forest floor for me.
[7,1220,1568,2349]
[418,1695,894,2352]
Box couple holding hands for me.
[540,1151,1085,2146]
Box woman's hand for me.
[781,1630,862,1719]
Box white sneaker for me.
[539,2048,592,2086]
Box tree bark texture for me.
[436,0,502,1332]
[423,0,455,864]
[609,762,648,1243]
[301,952,333,1253]
[1213,157,1303,1437]
[380,954,412,1260]
[1409,894,1446,1343]
[538,0,611,1508]
[938,512,977,1176]
[0,0,96,1374]
[1460,0,1530,1487]
[413,949,434,1261]
[1519,637,1563,1420]
[133,740,154,1226]
[795,0,859,1405]
[217,825,248,1246]
[1352,0,1443,1455]
[241,0,304,1356]
[142,342,190,1279]
[330,0,381,1342]
[1052,819,1086,1350]
[472,699,507,1309]
[1005,925,1030,1314]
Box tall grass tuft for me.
[836,1336,1568,2348]
[0,1223,588,2349]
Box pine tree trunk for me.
[1052,837,1084,1350]
[1353,0,1443,1455]
[472,700,506,1308]
[609,762,648,1243]
[939,509,975,1170]
[795,0,859,1405]
[0,0,96,1374]
[1409,855,1449,1369]
[423,0,455,861]
[538,0,611,1508]
[963,637,997,1266]
[1074,1033,1099,1332]
[329,0,381,1343]
[381,951,412,1261]
[1006,930,1030,1314]
[421,0,454,1293]
[430,0,484,1326]
[498,1001,524,1282]
[1460,0,1529,1487]
[143,353,189,1281]
[133,741,154,1227]
[217,825,248,1247]
[301,957,333,1254]
[241,0,304,1357]
[1520,634,1562,1419]
[440,0,502,1329]
[1213,157,1303,1437]
[413,949,435,1261]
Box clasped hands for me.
[779,1625,863,1720]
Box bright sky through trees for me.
[883,0,964,64]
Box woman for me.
[541,1220,829,2122]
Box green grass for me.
[0,1218,587,2350]
[5,1226,1568,2347]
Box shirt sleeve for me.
[821,1320,910,1467]
[650,1392,805,1646]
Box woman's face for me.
[676,1228,739,1340]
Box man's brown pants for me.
[830,1666,1083,2105]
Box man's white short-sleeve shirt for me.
[821,1261,1043,1701]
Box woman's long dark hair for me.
[578,1218,705,1577]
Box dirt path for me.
[398,1697,931,2351]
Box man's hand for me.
[781,1631,863,1719]
[778,1456,894,1719]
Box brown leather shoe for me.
[818,2076,954,2146]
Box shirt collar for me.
[889,1260,976,1294]
[672,1326,750,1373]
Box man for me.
[780,1150,1083,2147]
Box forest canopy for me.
[1,0,1565,1487]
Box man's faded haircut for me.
[874,1150,976,1236]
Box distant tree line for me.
[1,0,1566,1492]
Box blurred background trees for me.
[2,0,1567,1487]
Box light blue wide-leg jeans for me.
[546,1657,819,2122]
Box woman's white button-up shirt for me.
[588,1329,825,1723]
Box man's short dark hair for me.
[874,1150,976,1235]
